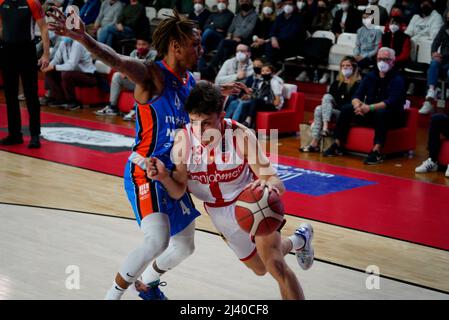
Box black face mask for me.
[421,5,432,17]
[262,74,272,81]
[253,67,262,75]
[240,3,251,12]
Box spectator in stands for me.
[95,37,157,118]
[208,0,258,72]
[250,1,276,58]
[188,0,211,31]
[98,0,145,47]
[398,0,420,24]
[323,47,406,165]
[0,0,49,148]
[41,38,97,111]
[380,16,411,70]
[215,44,254,85]
[353,11,382,69]
[273,0,284,15]
[331,0,363,36]
[238,63,284,127]
[79,0,101,31]
[389,4,409,30]
[415,113,449,177]
[89,0,123,38]
[310,0,333,33]
[201,0,234,54]
[366,0,389,26]
[303,0,318,30]
[225,58,264,122]
[266,0,307,65]
[419,10,449,115]
[300,56,361,152]
[405,0,443,43]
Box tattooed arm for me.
[47,7,163,100]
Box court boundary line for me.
[1,201,448,296]
[1,149,448,253]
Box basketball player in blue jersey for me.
[48,8,245,300]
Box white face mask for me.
[236,51,247,62]
[363,18,373,28]
[340,3,349,11]
[389,24,400,33]
[283,4,294,14]
[262,6,273,15]
[273,0,282,4]
[217,2,227,11]
[297,1,305,10]
[377,61,391,73]
[341,68,353,78]
[194,3,204,13]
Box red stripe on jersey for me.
[27,0,44,21]
[161,60,190,85]
[207,148,225,205]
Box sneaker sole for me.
[296,223,314,270]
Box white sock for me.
[289,234,305,251]
[104,281,126,300]
[141,262,162,285]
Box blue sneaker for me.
[294,223,314,270]
[135,279,168,300]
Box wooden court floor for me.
[0,103,449,299]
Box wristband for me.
[370,104,375,112]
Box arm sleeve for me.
[363,30,381,58]
[353,29,361,56]
[430,14,443,40]
[383,75,405,109]
[55,43,82,72]
[50,45,63,66]
[27,0,44,21]
[95,3,105,25]
[352,76,368,102]
[215,60,238,85]
[404,15,416,37]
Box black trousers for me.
[2,41,41,138]
[428,113,449,162]
[333,103,405,147]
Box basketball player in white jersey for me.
[136,81,315,300]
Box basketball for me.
[234,185,285,237]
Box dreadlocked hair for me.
[152,10,196,58]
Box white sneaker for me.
[293,223,314,270]
[406,83,415,95]
[123,110,136,121]
[415,158,438,173]
[445,165,449,178]
[95,105,117,116]
[425,88,436,101]
[296,71,309,82]
[319,72,329,84]
[419,101,434,115]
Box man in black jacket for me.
[201,0,234,54]
[331,0,362,36]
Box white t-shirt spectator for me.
[50,40,96,73]
[215,57,254,85]
[405,10,444,42]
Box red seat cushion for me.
[75,87,109,105]
[117,91,135,113]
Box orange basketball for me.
[234,185,284,237]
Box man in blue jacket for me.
[323,47,407,165]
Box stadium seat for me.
[145,7,157,21]
[256,90,305,134]
[343,107,418,155]
[75,86,110,106]
[438,140,449,166]
[328,33,357,73]
[38,79,47,97]
[117,91,135,113]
